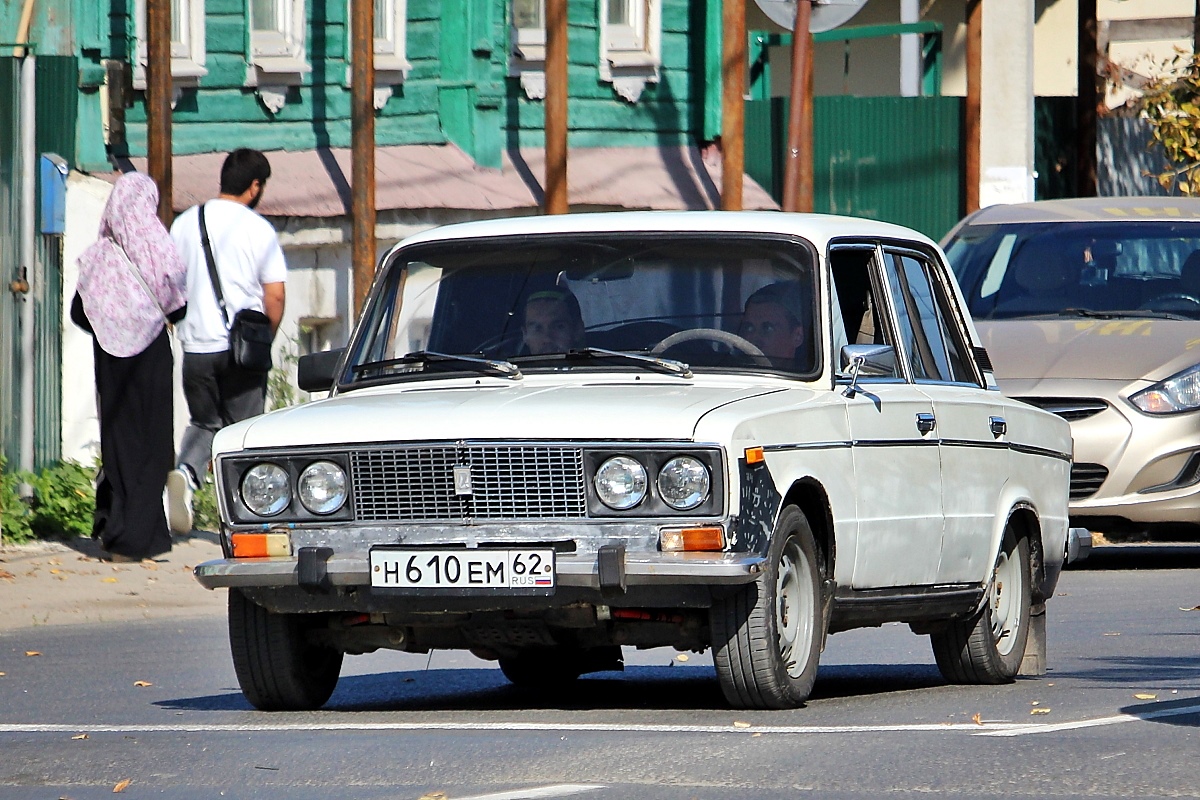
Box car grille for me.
[1018,397,1108,422]
[1070,462,1108,500]
[350,444,587,521]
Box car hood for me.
[218,379,788,453]
[976,319,1200,383]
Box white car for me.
[195,211,1081,711]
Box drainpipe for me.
[16,1,37,490]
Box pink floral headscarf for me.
[76,172,187,357]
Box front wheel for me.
[931,521,1032,684]
[228,588,344,711]
[711,505,825,709]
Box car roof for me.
[391,211,937,254]
[959,197,1200,226]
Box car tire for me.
[228,588,344,711]
[711,505,825,709]
[930,521,1032,684]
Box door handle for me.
[989,416,1007,437]
[916,412,936,435]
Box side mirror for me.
[297,348,346,393]
[839,344,896,377]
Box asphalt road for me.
[1,544,1198,799]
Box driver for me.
[738,281,811,369]
[521,289,586,354]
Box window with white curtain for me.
[509,0,546,99]
[598,0,660,103]
[250,0,306,63]
[132,0,207,89]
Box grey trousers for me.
[178,350,268,481]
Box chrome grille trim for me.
[1018,397,1108,423]
[350,445,587,521]
[1070,462,1108,500]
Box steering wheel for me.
[650,328,766,358]
[1140,292,1200,311]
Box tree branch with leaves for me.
[1139,51,1200,196]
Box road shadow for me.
[1068,544,1200,572]
[156,661,948,713]
[1055,654,1200,690]
[1117,695,1200,728]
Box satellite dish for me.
[753,0,868,34]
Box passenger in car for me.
[521,288,586,354]
[738,281,811,369]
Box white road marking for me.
[0,721,1026,735]
[449,785,605,800]
[976,701,1200,737]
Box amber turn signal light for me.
[660,526,725,552]
[230,533,291,558]
[744,446,765,465]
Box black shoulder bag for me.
[198,204,274,372]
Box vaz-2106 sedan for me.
[194,211,1081,710]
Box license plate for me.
[370,548,556,592]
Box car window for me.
[893,253,977,385]
[829,246,903,380]
[880,251,938,380]
[346,233,821,382]
[944,220,1200,320]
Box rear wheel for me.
[931,521,1031,684]
[711,505,824,709]
[228,588,343,710]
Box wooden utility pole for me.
[720,0,745,210]
[146,0,173,225]
[964,0,982,214]
[351,0,377,316]
[1076,0,1097,197]
[781,0,813,212]
[545,0,569,214]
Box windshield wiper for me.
[352,351,522,380]
[1024,308,1190,321]
[565,347,694,378]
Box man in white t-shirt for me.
[165,149,287,533]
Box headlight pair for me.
[594,454,711,511]
[1131,363,1200,415]
[241,461,348,517]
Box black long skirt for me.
[92,328,174,560]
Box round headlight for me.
[594,456,648,510]
[298,461,348,515]
[657,456,711,510]
[241,463,290,517]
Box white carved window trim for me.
[344,0,411,109]
[246,0,311,113]
[509,0,546,100]
[599,0,661,103]
[132,0,207,95]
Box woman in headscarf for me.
[72,172,188,561]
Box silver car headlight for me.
[594,456,648,510]
[241,463,291,516]
[298,461,348,515]
[656,455,711,510]
[1131,364,1200,414]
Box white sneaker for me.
[166,467,195,534]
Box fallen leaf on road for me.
[676,654,689,662]
[101,577,118,583]
[1031,701,1040,706]
[25,651,41,657]
[133,681,153,687]
[0,569,14,580]
[971,713,983,725]
[112,779,131,793]
[1180,606,1200,612]
[751,732,763,737]
[1133,693,1157,700]
[418,792,447,800]
[1102,632,1121,636]
[1030,708,1051,715]
[0,672,6,677]
[732,721,752,728]
[49,569,61,574]
[71,733,89,740]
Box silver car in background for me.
[944,197,1200,540]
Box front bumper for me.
[194,550,766,591]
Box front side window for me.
[343,233,821,387]
[892,253,976,384]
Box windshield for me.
[944,221,1200,320]
[344,232,819,385]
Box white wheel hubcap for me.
[776,538,815,679]
[989,543,1022,657]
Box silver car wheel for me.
[776,537,815,679]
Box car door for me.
[884,248,1010,585]
[831,244,945,589]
